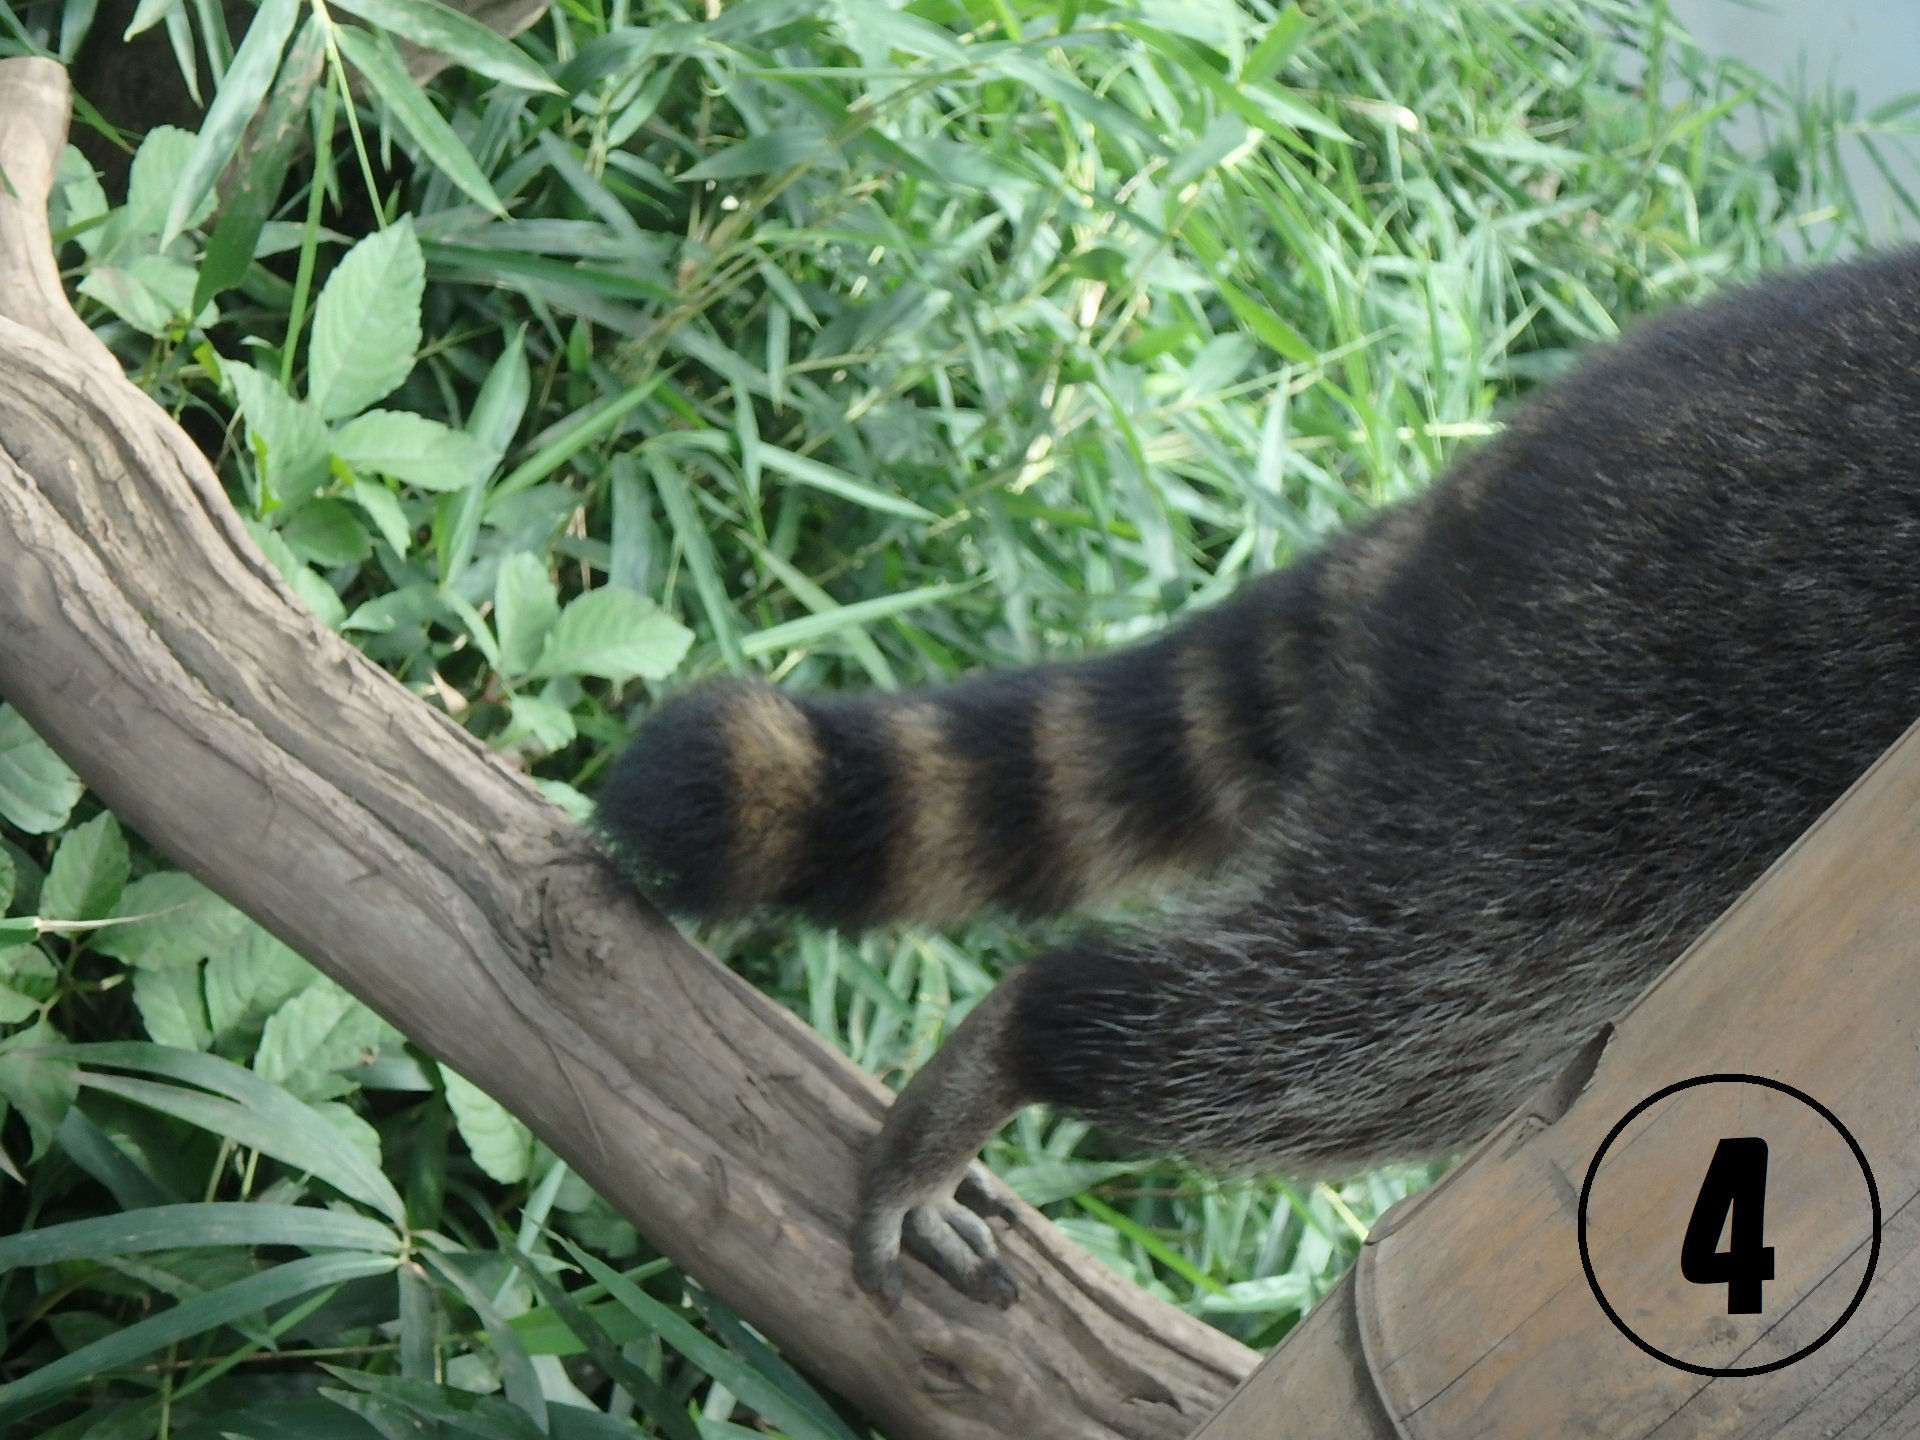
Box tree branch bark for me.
[0,57,1254,1440]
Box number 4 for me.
[1681,1136,1776,1315]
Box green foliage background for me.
[0,0,1910,1432]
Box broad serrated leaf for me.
[531,589,693,683]
[0,946,58,1004]
[311,1099,385,1176]
[255,981,392,1101]
[0,983,37,1025]
[280,499,374,566]
[124,125,214,240]
[205,924,315,1045]
[0,848,13,912]
[343,582,453,635]
[55,146,110,259]
[495,553,560,677]
[133,966,214,1051]
[332,409,494,492]
[0,708,81,836]
[95,872,248,970]
[349,479,414,556]
[0,1021,77,1162]
[307,220,424,421]
[439,1064,532,1183]
[76,254,214,335]
[531,778,592,823]
[40,813,128,922]
[227,362,333,508]
[502,695,576,753]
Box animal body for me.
[596,247,1920,1308]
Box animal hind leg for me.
[853,974,1033,1309]
[853,945,1174,1308]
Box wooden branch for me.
[0,58,1254,1440]
[1196,734,1920,1430]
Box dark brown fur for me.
[597,248,1920,1306]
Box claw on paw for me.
[853,1190,1018,1310]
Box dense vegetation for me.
[0,0,1907,1432]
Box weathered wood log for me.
[1197,718,1920,1433]
[0,57,1254,1440]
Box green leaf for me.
[124,125,213,240]
[333,28,507,217]
[739,582,963,658]
[160,0,301,245]
[332,409,494,492]
[0,847,13,911]
[77,254,216,335]
[205,924,314,1045]
[531,778,591,824]
[254,980,392,1101]
[439,1064,532,1184]
[227,362,333,508]
[0,706,83,834]
[486,373,663,509]
[679,130,836,182]
[54,147,110,259]
[501,695,576,753]
[757,445,938,521]
[558,1238,864,1440]
[321,1370,547,1439]
[439,328,528,588]
[1218,278,1319,364]
[311,1100,385,1178]
[326,0,556,91]
[0,1021,77,1161]
[307,219,424,421]
[133,966,214,1050]
[193,16,324,316]
[494,553,561,678]
[0,1201,400,1269]
[0,943,55,998]
[532,589,694,683]
[56,1043,406,1223]
[0,1251,398,1426]
[342,583,454,635]
[280,499,374,566]
[94,871,248,970]
[0,981,38,1025]
[41,812,128,922]
[349,479,414,556]
[246,522,348,629]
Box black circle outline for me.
[1577,1072,1880,1377]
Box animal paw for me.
[853,1168,1018,1311]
